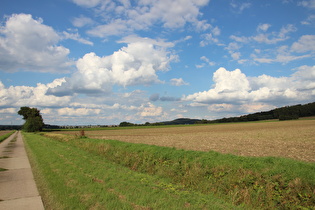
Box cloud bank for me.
[184,66,315,107]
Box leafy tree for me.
[119,121,134,127]
[18,107,44,132]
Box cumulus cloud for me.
[138,102,164,117]
[0,14,72,72]
[0,78,72,108]
[72,0,210,37]
[48,36,176,95]
[183,66,315,107]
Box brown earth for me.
[0,130,14,136]
[55,120,315,162]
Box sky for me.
[0,0,315,126]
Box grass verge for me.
[24,132,238,210]
[43,133,315,209]
[0,131,15,143]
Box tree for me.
[18,107,44,132]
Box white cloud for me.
[170,78,189,86]
[0,78,72,108]
[301,14,315,25]
[200,33,219,47]
[252,24,296,44]
[257,23,271,32]
[200,56,215,66]
[72,16,95,27]
[82,0,210,37]
[138,102,164,117]
[298,0,315,9]
[207,103,234,112]
[230,35,250,43]
[231,24,296,45]
[291,35,315,53]
[0,108,16,114]
[231,52,241,60]
[253,37,313,64]
[58,107,101,116]
[0,14,72,72]
[184,66,315,107]
[88,19,130,37]
[230,2,251,13]
[71,0,101,8]
[48,36,176,95]
[62,31,93,46]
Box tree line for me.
[120,102,315,126]
[197,102,315,124]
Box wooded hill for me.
[205,101,315,124]
[139,101,315,126]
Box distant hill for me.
[160,118,201,125]
[154,101,315,126]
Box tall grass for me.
[53,135,315,209]
[24,132,237,209]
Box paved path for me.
[0,131,44,210]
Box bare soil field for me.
[56,119,315,162]
[0,130,13,136]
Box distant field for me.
[55,119,315,162]
[0,130,15,143]
[0,130,14,136]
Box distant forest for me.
[1,102,314,130]
[121,101,315,126]
[199,101,315,124]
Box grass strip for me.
[51,134,315,209]
[24,132,238,210]
[0,131,15,143]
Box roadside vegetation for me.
[24,132,237,209]
[24,129,315,209]
[0,131,15,143]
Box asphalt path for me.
[0,131,44,210]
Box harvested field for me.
[0,130,14,136]
[56,119,315,162]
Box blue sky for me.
[0,0,315,125]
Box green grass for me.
[56,134,315,209]
[24,132,238,210]
[24,132,315,209]
[0,131,15,143]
